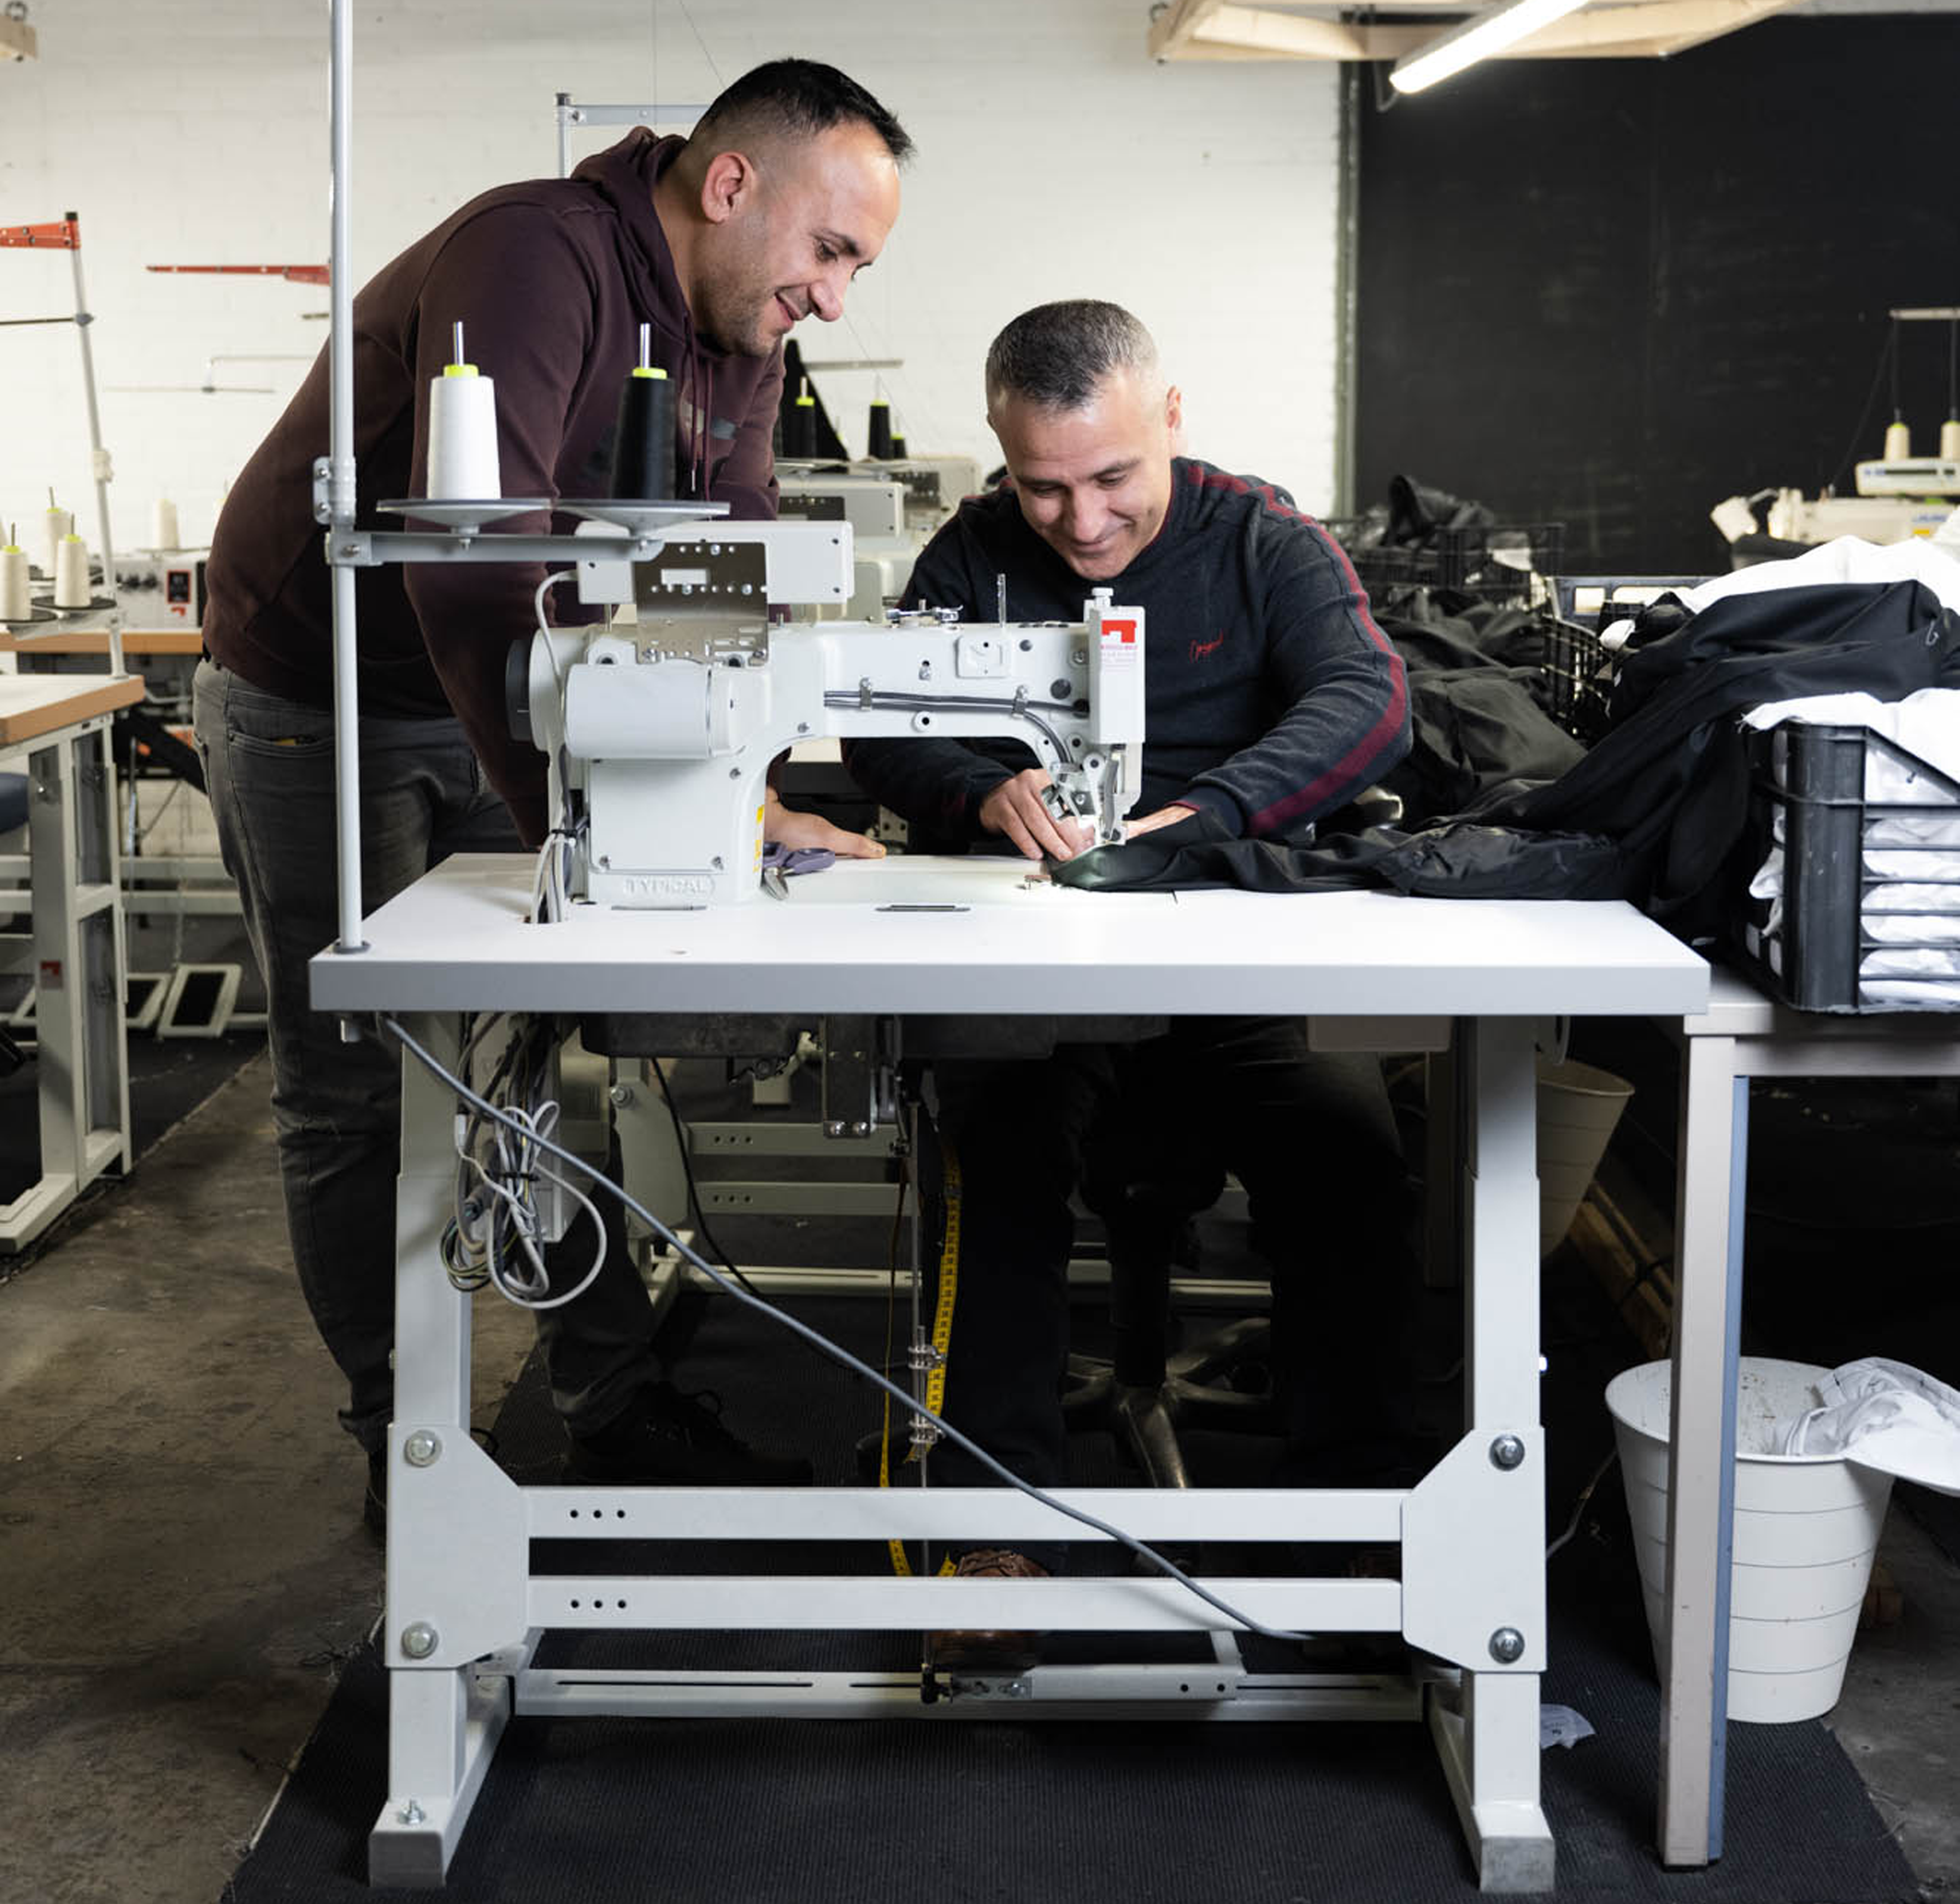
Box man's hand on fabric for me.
[977,767,1096,862]
[763,787,886,859]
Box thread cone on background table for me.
[609,366,676,500]
[1943,418,1960,461]
[426,322,501,499]
[53,534,93,608]
[43,503,72,578]
[1884,417,1912,460]
[784,377,817,458]
[151,496,181,550]
[1,532,30,621]
[1606,1357,1894,1723]
[866,397,894,459]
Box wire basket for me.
[1537,618,1612,744]
[1324,519,1565,606]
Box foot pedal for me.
[124,972,169,1033]
[156,963,241,1039]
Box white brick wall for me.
[0,0,1345,564]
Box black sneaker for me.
[565,1382,814,1486]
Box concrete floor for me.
[0,1052,533,1904]
[1,1046,1956,1902]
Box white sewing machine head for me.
[515,519,1145,907]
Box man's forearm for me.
[840,735,1016,843]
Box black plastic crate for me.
[1537,618,1612,744]
[1727,720,1960,1012]
[1324,520,1564,606]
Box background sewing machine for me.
[516,518,1145,907]
[1713,306,1960,556]
[775,469,923,623]
[776,456,984,623]
[1757,480,1959,547]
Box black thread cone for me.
[609,370,676,500]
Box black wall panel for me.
[1354,20,1960,574]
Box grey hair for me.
[984,300,1160,412]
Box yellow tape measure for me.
[883,1140,959,1578]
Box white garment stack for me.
[1743,688,1960,1009]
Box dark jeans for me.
[924,1017,1418,1508]
[192,659,659,1455]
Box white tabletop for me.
[311,854,1709,1020]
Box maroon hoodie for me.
[202,130,783,844]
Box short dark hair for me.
[691,58,913,165]
[984,300,1159,412]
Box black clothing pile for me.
[1057,577,1960,938]
[1373,595,1594,823]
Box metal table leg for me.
[369,1013,528,1886]
[1658,1036,1746,1866]
[1433,1016,1554,1891]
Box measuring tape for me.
[882,1139,960,1578]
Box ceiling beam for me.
[1642,0,1804,54]
[1146,0,1232,61]
[1155,0,1807,62]
[1158,8,1394,59]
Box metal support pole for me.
[327,0,365,955]
[63,218,125,680]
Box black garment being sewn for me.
[1055,578,1960,927]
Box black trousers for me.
[922,1017,1418,1511]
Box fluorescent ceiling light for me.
[1390,0,1589,93]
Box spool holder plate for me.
[379,499,553,531]
[561,500,731,534]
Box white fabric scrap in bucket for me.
[1775,1356,1960,1496]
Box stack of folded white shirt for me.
[1742,688,1960,1008]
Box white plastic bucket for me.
[1605,1356,1894,1723]
[1537,1058,1633,1254]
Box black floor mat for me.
[224,1283,1919,1903]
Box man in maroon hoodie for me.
[193,60,909,1531]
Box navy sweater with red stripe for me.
[844,457,1409,843]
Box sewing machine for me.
[515,519,1145,907]
[778,454,984,533]
[775,470,928,621]
[1763,488,1957,546]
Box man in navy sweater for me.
[845,302,1418,1655]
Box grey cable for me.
[383,1014,1325,1647]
